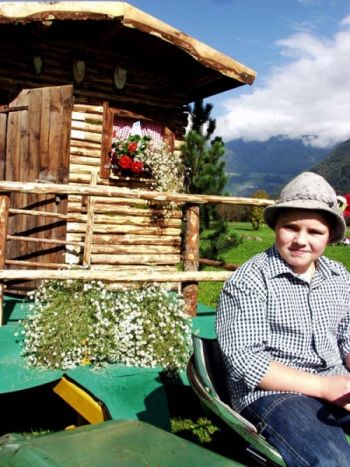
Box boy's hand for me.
[319,375,350,411]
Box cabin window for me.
[99,103,174,180]
[112,117,163,145]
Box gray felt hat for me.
[264,172,346,244]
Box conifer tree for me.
[181,100,241,260]
[182,100,227,227]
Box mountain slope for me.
[224,137,330,196]
[311,139,350,194]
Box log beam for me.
[0,194,10,325]
[182,204,200,316]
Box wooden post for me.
[83,172,97,266]
[0,193,10,325]
[99,102,114,179]
[182,204,200,316]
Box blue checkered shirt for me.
[216,245,350,413]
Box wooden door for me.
[0,85,73,294]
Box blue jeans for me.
[241,394,350,466]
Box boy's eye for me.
[284,224,298,231]
[309,229,325,235]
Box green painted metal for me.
[65,365,170,430]
[0,420,244,467]
[0,324,62,394]
[0,298,218,432]
[189,335,287,466]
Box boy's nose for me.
[294,230,307,244]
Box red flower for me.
[118,155,133,169]
[344,194,350,218]
[130,161,144,174]
[128,142,138,153]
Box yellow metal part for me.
[53,377,106,424]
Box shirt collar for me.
[267,245,294,279]
[266,245,341,280]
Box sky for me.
[128,0,350,148]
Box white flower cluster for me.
[137,140,184,192]
[20,281,192,372]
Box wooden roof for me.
[0,1,256,101]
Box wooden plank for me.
[91,244,179,254]
[70,164,98,174]
[71,120,103,134]
[70,147,101,157]
[71,129,102,144]
[73,104,103,114]
[0,269,232,282]
[90,215,182,228]
[182,204,200,316]
[67,233,181,246]
[0,194,10,325]
[90,265,177,272]
[7,235,84,247]
[67,202,183,219]
[72,111,103,124]
[91,254,180,265]
[83,172,97,266]
[70,140,101,150]
[0,181,274,207]
[6,260,72,269]
[3,87,73,294]
[67,223,181,235]
[0,113,7,180]
[70,156,100,167]
[67,195,148,207]
[100,102,113,179]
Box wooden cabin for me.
[0,2,256,295]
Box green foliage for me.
[19,281,192,371]
[188,100,216,140]
[182,100,227,228]
[182,100,238,261]
[171,417,219,444]
[216,204,250,222]
[312,139,350,194]
[200,220,242,261]
[250,189,270,230]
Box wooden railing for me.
[0,181,273,323]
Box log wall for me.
[66,104,183,285]
[0,23,189,138]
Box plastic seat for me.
[187,334,286,466]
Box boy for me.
[216,172,350,466]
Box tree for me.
[182,100,227,228]
[250,189,270,230]
[181,100,241,260]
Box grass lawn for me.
[199,222,350,308]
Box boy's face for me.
[275,209,331,274]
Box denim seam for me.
[244,396,310,466]
[262,393,300,419]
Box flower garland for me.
[110,135,184,192]
[18,281,192,372]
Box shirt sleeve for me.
[215,278,271,390]
[336,275,350,359]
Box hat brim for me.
[264,200,346,244]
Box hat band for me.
[277,193,337,209]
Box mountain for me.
[311,139,350,194]
[224,137,330,196]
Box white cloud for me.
[216,16,350,148]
